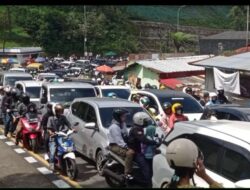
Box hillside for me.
[126,6,233,29]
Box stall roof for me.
[0,47,43,54]
[189,52,250,72]
[128,55,211,74]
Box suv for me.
[95,85,131,99]
[129,89,203,121]
[40,82,97,113]
[0,72,33,87]
[153,120,250,188]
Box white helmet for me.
[166,138,199,169]
[209,92,217,97]
[4,86,11,93]
[133,111,151,127]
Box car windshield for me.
[50,88,96,103]
[158,96,203,113]
[102,89,130,99]
[26,87,41,99]
[5,76,33,87]
[99,107,156,128]
[40,76,58,81]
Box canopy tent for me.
[159,78,183,89]
[0,58,18,64]
[96,64,114,73]
[35,57,46,63]
[104,51,117,57]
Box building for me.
[189,52,250,99]
[0,47,43,65]
[199,31,250,55]
[124,55,211,89]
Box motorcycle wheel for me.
[30,139,38,153]
[65,158,78,180]
[104,164,125,188]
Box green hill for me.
[126,6,233,29]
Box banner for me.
[213,68,240,94]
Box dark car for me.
[200,104,250,121]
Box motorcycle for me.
[18,112,42,153]
[101,129,173,188]
[49,129,78,180]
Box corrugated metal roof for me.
[132,55,211,74]
[190,52,250,71]
[201,31,250,40]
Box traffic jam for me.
[0,54,249,188]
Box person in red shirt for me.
[168,103,188,131]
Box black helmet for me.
[185,87,192,93]
[217,89,224,95]
[112,108,128,123]
[20,93,30,105]
[27,103,37,113]
[163,102,172,110]
[10,87,18,97]
[144,83,151,89]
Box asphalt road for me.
[0,126,108,188]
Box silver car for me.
[0,71,33,87]
[67,97,156,174]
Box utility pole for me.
[84,5,87,58]
[246,5,249,50]
[177,5,186,32]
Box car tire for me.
[96,150,104,175]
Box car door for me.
[68,101,89,156]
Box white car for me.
[153,120,250,188]
[9,68,27,72]
[129,89,203,121]
[15,80,43,106]
[75,59,90,66]
[36,73,59,81]
[60,61,75,69]
[95,85,131,99]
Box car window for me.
[71,102,80,116]
[221,148,250,182]
[86,105,97,123]
[216,111,230,119]
[102,89,130,99]
[140,94,159,114]
[76,102,89,122]
[16,84,24,92]
[228,113,241,121]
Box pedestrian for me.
[199,92,210,106]
[217,89,230,104]
[205,92,219,106]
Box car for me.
[65,78,98,86]
[129,89,204,121]
[75,59,90,66]
[66,67,82,77]
[9,68,27,73]
[67,97,156,174]
[36,73,60,81]
[200,104,250,121]
[50,69,68,78]
[95,85,131,99]
[0,71,33,87]
[60,61,75,69]
[40,82,97,113]
[152,120,250,188]
[15,80,43,106]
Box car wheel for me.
[96,150,104,175]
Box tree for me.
[228,6,247,30]
[170,32,196,53]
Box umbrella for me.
[35,57,46,63]
[96,64,114,73]
[104,51,117,57]
[0,58,17,64]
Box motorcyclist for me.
[139,96,151,111]
[217,89,230,104]
[15,93,37,145]
[127,112,159,187]
[199,92,210,107]
[157,102,172,132]
[2,86,13,137]
[47,104,75,171]
[205,92,219,106]
[108,108,134,180]
[168,103,188,130]
[185,87,193,96]
[40,103,54,160]
[165,138,222,188]
[107,92,117,98]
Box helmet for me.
[139,96,150,107]
[53,104,64,116]
[185,87,192,94]
[20,93,30,105]
[172,103,183,114]
[217,89,224,95]
[4,86,11,93]
[163,102,172,110]
[133,111,151,127]
[27,103,37,113]
[166,138,199,169]
[148,107,157,116]
[209,92,217,97]
[112,108,129,123]
[144,83,151,89]
[203,92,209,98]
[10,87,18,97]
[107,92,117,98]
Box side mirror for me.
[235,179,250,188]
[85,122,97,130]
[41,97,47,104]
